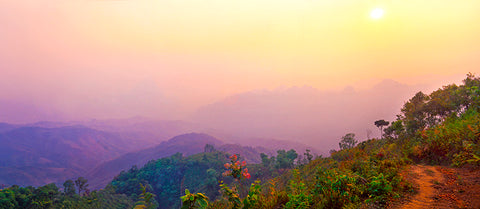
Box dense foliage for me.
[0,181,133,209]
[110,152,229,209]
[202,73,480,208]
[391,73,480,166]
[2,73,479,209]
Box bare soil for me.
[389,164,480,209]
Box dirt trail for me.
[391,164,480,209]
[398,165,445,209]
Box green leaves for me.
[111,151,227,208]
[339,133,358,150]
[180,189,209,209]
[285,170,311,209]
[367,173,392,201]
[134,183,157,209]
[242,180,261,209]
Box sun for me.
[370,8,385,19]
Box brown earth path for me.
[398,165,445,209]
[391,164,480,209]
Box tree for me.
[275,149,298,169]
[32,183,59,208]
[304,149,313,163]
[384,120,404,139]
[74,177,89,196]
[374,120,390,139]
[401,91,428,136]
[260,153,273,168]
[204,144,215,153]
[339,133,357,150]
[63,180,76,197]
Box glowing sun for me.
[370,8,385,19]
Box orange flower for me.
[224,163,231,169]
[230,154,237,161]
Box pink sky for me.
[0,0,478,123]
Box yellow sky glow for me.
[0,0,479,118]
[370,8,385,19]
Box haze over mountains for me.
[0,79,455,152]
[193,79,423,149]
[0,78,468,188]
[0,121,315,188]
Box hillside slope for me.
[0,126,144,186]
[87,133,223,189]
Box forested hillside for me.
[0,126,141,186]
[1,73,479,209]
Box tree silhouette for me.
[339,133,357,150]
[304,149,313,163]
[63,179,76,197]
[74,177,88,196]
[374,120,390,139]
[204,144,215,153]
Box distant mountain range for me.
[192,80,421,152]
[0,121,316,189]
[0,80,418,187]
[0,125,144,186]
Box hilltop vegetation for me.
[0,182,134,209]
[191,73,480,208]
[1,73,479,209]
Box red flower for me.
[230,154,238,162]
[224,163,231,169]
[241,161,247,167]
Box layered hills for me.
[0,123,314,188]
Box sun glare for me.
[370,8,385,19]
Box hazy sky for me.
[0,0,478,123]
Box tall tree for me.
[374,120,390,139]
[401,91,428,136]
[339,133,357,150]
[304,149,313,163]
[204,144,215,153]
[74,177,89,196]
[275,149,298,169]
[63,179,76,197]
[383,120,404,139]
[260,153,273,168]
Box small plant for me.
[134,183,157,209]
[219,154,253,209]
[242,180,261,209]
[285,169,311,209]
[223,154,251,180]
[180,189,209,209]
[367,173,393,204]
[314,168,360,208]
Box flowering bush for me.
[223,155,251,180]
